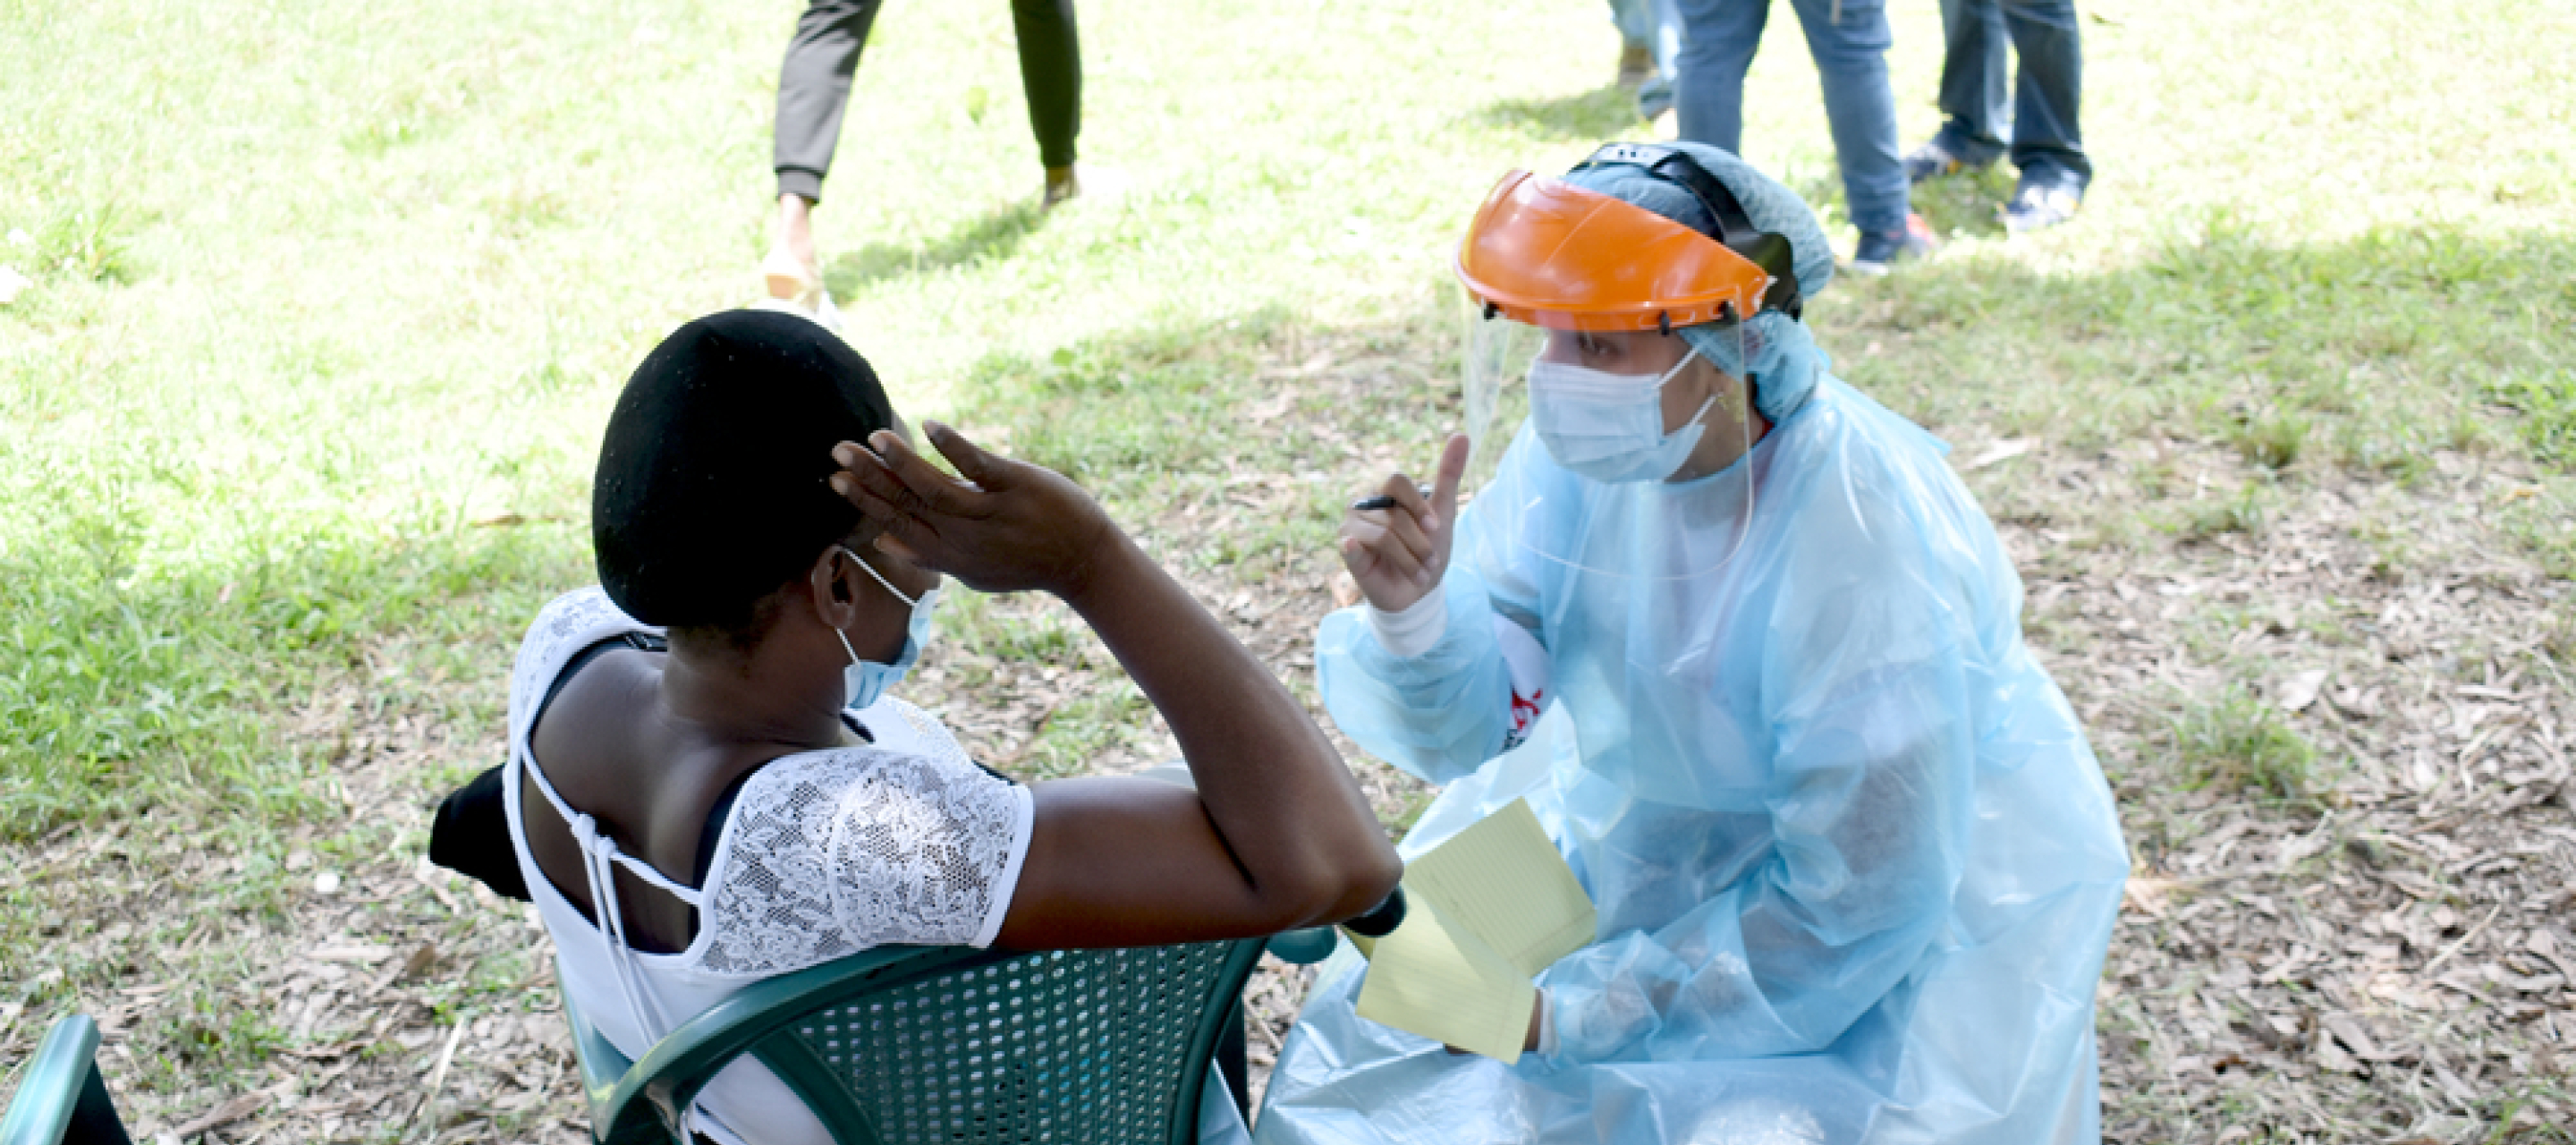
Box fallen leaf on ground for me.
[2123,875,2181,918]
[1963,438,2035,471]
[2275,668,2328,713]
[170,1091,267,1139]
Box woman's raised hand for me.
[831,422,1114,598]
[1339,434,1470,613]
[836,423,1402,946]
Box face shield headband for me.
[1455,171,1774,336]
[1563,142,1804,322]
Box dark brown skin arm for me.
[831,423,1402,948]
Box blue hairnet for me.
[1678,314,1825,426]
[1562,142,1835,423]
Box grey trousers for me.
[773,0,1082,202]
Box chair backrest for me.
[574,938,1267,1145]
[0,1014,131,1145]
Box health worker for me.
[1255,142,2130,1145]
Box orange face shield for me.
[1455,170,1776,334]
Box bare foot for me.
[767,193,819,298]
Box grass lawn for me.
[4,0,2573,1140]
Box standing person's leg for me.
[1911,0,2008,180]
[1010,0,1084,204]
[1784,0,1911,241]
[769,0,885,297]
[1996,0,2087,225]
[1667,0,1769,155]
[1611,0,1658,85]
[1609,0,1684,119]
[1636,0,1684,121]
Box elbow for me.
[1334,844,1406,924]
[1256,836,1402,932]
[1297,839,1405,929]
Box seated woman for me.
[1255,143,2128,1143]
[505,310,1400,1145]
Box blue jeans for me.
[1607,0,1682,118]
[1668,0,1909,235]
[1932,0,2089,193]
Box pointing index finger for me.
[1429,433,1470,525]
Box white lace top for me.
[503,588,1033,1145]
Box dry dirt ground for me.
[6,332,2572,1143]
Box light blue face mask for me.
[833,546,941,711]
[1528,348,1720,484]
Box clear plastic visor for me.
[1462,303,1758,580]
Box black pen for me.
[1350,483,1436,513]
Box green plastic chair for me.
[569,937,1301,1145]
[0,1014,132,1145]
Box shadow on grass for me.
[949,307,1302,493]
[1910,164,2019,240]
[823,200,1047,293]
[947,221,2576,578]
[933,219,2576,517]
[945,301,1462,587]
[1770,151,2013,239]
[1475,85,1645,142]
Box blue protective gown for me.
[1257,379,2129,1145]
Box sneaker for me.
[2003,182,2081,233]
[1902,140,1988,186]
[1636,73,1674,123]
[1849,214,1938,276]
[1615,45,1655,91]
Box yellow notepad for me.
[1352,798,1597,1064]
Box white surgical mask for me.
[833,547,941,711]
[1529,349,1717,484]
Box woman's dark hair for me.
[592,310,896,629]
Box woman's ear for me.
[807,546,862,632]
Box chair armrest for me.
[590,946,986,1144]
[1266,886,1406,966]
[1,1014,98,1145]
[560,990,634,1139]
[1265,929,1339,965]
